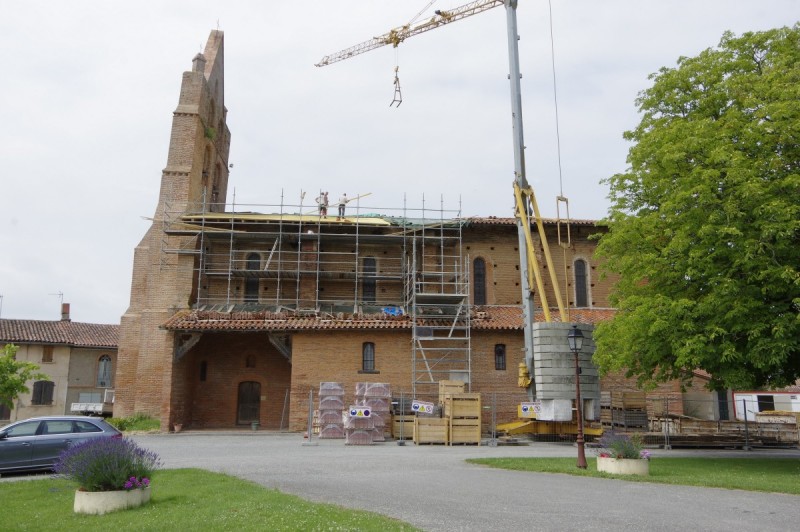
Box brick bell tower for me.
[116,31,230,429]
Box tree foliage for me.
[0,344,49,409]
[594,26,800,390]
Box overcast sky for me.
[1,0,796,324]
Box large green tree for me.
[594,25,800,391]
[0,344,48,409]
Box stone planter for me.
[597,456,650,476]
[74,487,151,515]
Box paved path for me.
[130,432,799,531]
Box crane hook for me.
[390,66,402,107]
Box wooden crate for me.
[439,380,466,402]
[611,391,646,409]
[414,417,448,444]
[392,415,415,439]
[444,393,482,419]
[449,418,481,445]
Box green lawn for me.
[466,457,800,495]
[2,468,418,531]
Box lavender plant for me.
[597,431,648,459]
[54,438,162,492]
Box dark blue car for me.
[0,416,122,473]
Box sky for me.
[1,0,797,324]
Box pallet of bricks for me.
[442,382,481,446]
[346,382,392,445]
[317,382,345,439]
[609,391,648,430]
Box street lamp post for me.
[567,325,587,469]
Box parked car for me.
[0,416,122,473]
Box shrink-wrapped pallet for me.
[345,429,374,445]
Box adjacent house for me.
[0,304,118,422]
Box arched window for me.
[97,355,113,388]
[473,257,486,305]
[244,253,260,302]
[574,259,588,308]
[494,344,506,370]
[362,342,375,372]
[362,257,376,303]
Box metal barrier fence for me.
[312,390,799,448]
[306,384,799,448]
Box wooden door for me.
[237,381,261,425]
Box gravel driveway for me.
[128,432,799,532]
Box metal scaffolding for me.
[158,192,471,390]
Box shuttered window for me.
[32,380,55,405]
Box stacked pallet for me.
[344,408,374,445]
[601,391,648,430]
[444,393,482,445]
[317,382,345,439]
[355,382,392,442]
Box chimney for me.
[192,52,206,73]
[61,303,71,322]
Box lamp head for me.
[567,324,584,352]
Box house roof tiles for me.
[0,319,118,349]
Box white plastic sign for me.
[349,406,371,417]
[411,400,434,414]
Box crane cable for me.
[548,0,564,197]
[391,1,438,106]
[408,0,438,26]
[546,0,573,318]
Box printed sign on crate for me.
[520,401,542,418]
[411,400,435,415]
[349,406,371,417]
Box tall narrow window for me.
[494,344,506,370]
[473,257,486,305]
[244,253,260,302]
[362,257,377,303]
[97,355,112,387]
[199,361,208,382]
[31,380,55,405]
[574,259,588,308]
[42,346,53,363]
[362,342,375,372]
